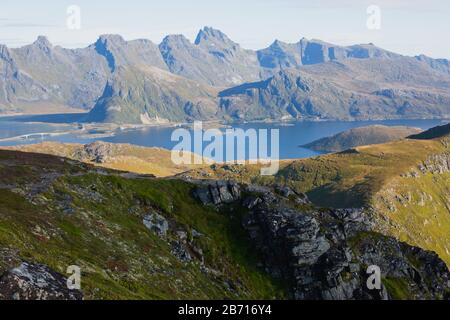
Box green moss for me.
[383,277,411,300]
[347,231,385,254]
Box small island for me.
[301,125,423,152]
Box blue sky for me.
[1,0,449,59]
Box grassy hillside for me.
[185,137,447,208]
[4,142,207,177]
[0,150,284,299]
[279,138,448,207]
[372,172,450,266]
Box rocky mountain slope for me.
[182,125,450,267]
[0,37,110,114]
[0,150,288,299]
[159,27,261,86]
[86,65,219,124]
[219,59,450,121]
[0,149,448,300]
[1,27,450,123]
[302,125,422,152]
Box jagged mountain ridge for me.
[159,27,261,86]
[1,27,450,122]
[219,59,450,121]
[1,36,110,112]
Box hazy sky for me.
[1,0,449,59]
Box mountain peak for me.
[162,34,190,42]
[0,44,11,60]
[96,34,126,45]
[195,26,231,45]
[299,37,309,43]
[160,34,193,49]
[33,36,52,48]
[270,39,289,48]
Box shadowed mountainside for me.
[409,122,450,140]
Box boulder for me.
[143,213,169,237]
[0,262,82,300]
[194,181,242,206]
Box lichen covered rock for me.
[0,262,82,300]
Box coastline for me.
[0,112,447,152]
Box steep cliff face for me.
[0,43,49,113]
[94,34,168,72]
[193,181,449,300]
[9,36,110,110]
[257,39,399,70]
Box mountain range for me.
[1,27,450,123]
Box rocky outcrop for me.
[241,189,449,300]
[192,181,450,300]
[142,211,205,265]
[418,153,450,174]
[143,212,169,237]
[194,180,241,206]
[80,142,113,163]
[0,263,82,300]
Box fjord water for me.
[0,114,446,160]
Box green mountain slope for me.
[0,149,448,300]
[0,150,284,299]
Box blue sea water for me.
[0,114,447,160]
